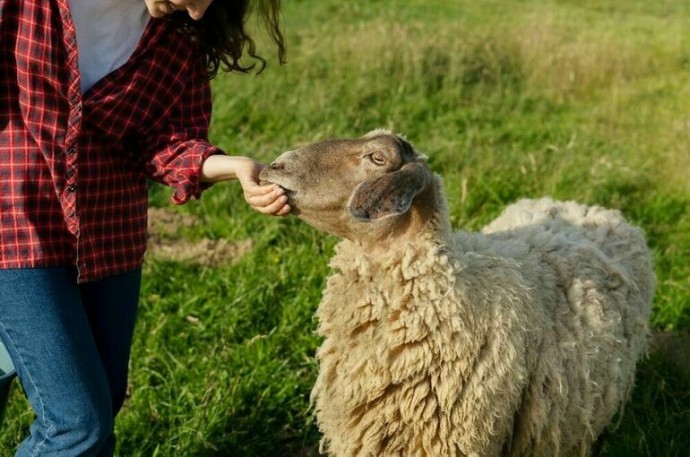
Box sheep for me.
[259,129,654,457]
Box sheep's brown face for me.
[259,130,431,241]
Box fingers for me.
[233,159,291,216]
[244,183,291,216]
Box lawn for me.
[1,0,688,455]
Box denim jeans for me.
[0,267,141,457]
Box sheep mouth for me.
[259,178,294,194]
[260,178,286,188]
[259,169,303,213]
[258,176,298,207]
[260,169,293,190]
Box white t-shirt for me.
[68,0,150,93]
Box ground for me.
[147,207,255,267]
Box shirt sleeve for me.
[143,55,224,205]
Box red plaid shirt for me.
[0,0,222,282]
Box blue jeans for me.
[0,267,141,457]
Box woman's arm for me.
[201,154,290,216]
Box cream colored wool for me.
[259,131,654,457]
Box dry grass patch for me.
[147,207,255,267]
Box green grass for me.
[2,0,688,455]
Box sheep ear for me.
[348,163,428,222]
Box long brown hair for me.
[171,0,286,78]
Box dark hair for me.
[171,0,286,78]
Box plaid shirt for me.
[0,0,222,282]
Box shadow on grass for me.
[182,395,321,457]
[601,330,690,457]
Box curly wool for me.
[311,184,652,456]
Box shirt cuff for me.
[170,145,225,205]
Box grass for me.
[1,0,688,455]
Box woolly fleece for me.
[311,180,653,457]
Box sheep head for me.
[260,130,442,246]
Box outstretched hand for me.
[237,161,291,216]
[200,154,291,216]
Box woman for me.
[0,0,288,455]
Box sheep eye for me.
[368,152,386,166]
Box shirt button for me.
[66,145,77,155]
[66,184,76,193]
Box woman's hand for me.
[235,160,291,216]
[200,154,290,216]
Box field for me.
[1,0,688,455]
